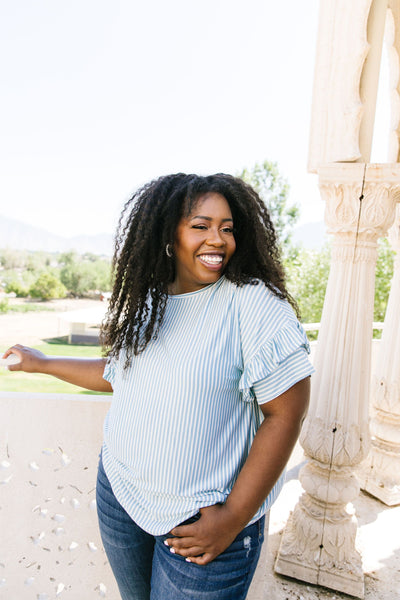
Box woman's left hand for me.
[165,504,241,565]
[166,378,311,566]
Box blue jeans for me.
[96,457,265,600]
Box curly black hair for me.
[101,173,298,364]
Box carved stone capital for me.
[318,163,400,242]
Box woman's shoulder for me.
[226,278,283,307]
[227,278,297,330]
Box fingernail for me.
[163,540,169,547]
[169,548,176,554]
[185,558,191,563]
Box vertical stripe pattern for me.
[102,276,314,535]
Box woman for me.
[4,173,313,600]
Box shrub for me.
[5,278,30,298]
[0,297,9,313]
[29,272,67,300]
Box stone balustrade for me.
[0,393,118,599]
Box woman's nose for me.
[206,228,224,246]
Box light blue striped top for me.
[102,276,314,535]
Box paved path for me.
[0,298,100,350]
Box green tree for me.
[4,270,36,297]
[0,298,9,313]
[5,278,30,297]
[238,160,300,250]
[374,238,395,322]
[59,251,79,267]
[285,239,395,334]
[90,259,112,291]
[60,254,112,296]
[29,272,67,300]
[285,244,331,325]
[26,251,52,272]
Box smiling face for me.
[170,192,236,295]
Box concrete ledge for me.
[0,393,117,599]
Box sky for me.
[0,0,390,239]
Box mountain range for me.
[0,214,328,255]
[0,215,114,255]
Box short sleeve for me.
[237,283,314,403]
[103,357,116,389]
[253,347,314,404]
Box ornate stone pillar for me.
[274,163,400,598]
[361,203,400,504]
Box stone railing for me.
[0,392,118,599]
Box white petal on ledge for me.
[88,542,98,552]
[68,541,79,551]
[61,453,71,467]
[52,514,66,523]
[42,448,55,455]
[56,582,65,596]
[0,460,10,469]
[99,582,107,597]
[29,461,40,471]
[31,532,45,545]
[0,475,13,485]
[24,577,35,586]
[70,498,80,509]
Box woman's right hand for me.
[2,344,47,373]
[2,347,112,392]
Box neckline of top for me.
[168,276,226,299]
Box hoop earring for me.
[165,244,173,258]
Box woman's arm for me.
[2,345,112,393]
[166,376,310,564]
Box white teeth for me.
[199,255,223,265]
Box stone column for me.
[361,203,400,504]
[274,163,400,598]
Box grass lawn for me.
[0,340,111,395]
[1,302,57,313]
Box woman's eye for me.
[191,224,234,233]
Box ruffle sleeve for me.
[239,319,312,403]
